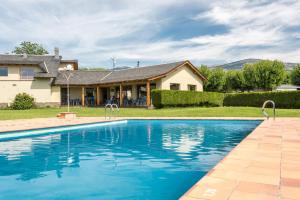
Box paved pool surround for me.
[1,117,299,199]
[181,118,300,200]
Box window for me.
[170,83,180,90]
[20,67,34,80]
[188,84,197,91]
[0,67,8,76]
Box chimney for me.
[22,53,28,58]
[111,57,116,70]
[54,47,59,59]
[137,61,140,68]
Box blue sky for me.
[0,0,300,68]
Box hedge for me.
[151,90,224,108]
[223,91,300,108]
[151,90,300,109]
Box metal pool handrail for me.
[105,104,120,120]
[262,100,275,120]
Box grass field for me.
[0,106,299,120]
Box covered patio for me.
[60,80,156,107]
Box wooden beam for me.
[96,86,100,106]
[119,84,123,106]
[146,80,151,107]
[81,87,85,106]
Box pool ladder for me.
[105,104,119,120]
[262,100,275,120]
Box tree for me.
[198,65,211,90]
[282,71,291,84]
[206,67,226,92]
[291,64,300,85]
[242,60,285,91]
[198,65,211,79]
[242,63,257,91]
[224,70,245,91]
[254,60,285,90]
[12,41,49,55]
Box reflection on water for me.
[0,120,260,200]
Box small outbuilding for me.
[276,84,300,91]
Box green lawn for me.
[0,107,299,120]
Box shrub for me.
[11,93,35,110]
[151,90,224,108]
[223,91,300,108]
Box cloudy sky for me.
[0,0,300,68]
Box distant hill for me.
[214,59,299,70]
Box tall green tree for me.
[242,63,257,91]
[291,64,300,85]
[198,65,211,79]
[12,41,49,55]
[242,60,285,91]
[224,70,245,91]
[206,67,226,92]
[254,60,285,90]
[282,71,291,84]
[198,65,211,90]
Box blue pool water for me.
[0,120,260,200]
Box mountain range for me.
[214,59,299,70]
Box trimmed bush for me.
[224,91,300,108]
[11,93,35,110]
[151,90,224,108]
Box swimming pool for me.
[0,119,261,200]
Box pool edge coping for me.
[0,117,265,134]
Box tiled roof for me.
[55,70,111,85]
[0,54,72,78]
[100,61,186,84]
[54,61,200,85]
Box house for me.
[0,48,206,108]
[276,84,300,91]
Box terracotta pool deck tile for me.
[182,118,300,199]
[254,151,281,158]
[250,161,281,170]
[282,170,300,180]
[229,190,279,200]
[245,166,280,176]
[240,172,280,186]
[218,158,251,169]
[281,178,300,188]
[187,185,234,200]
[209,169,243,181]
[282,163,300,171]
[235,181,279,195]
[281,186,300,200]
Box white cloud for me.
[0,0,300,67]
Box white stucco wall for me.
[0,65,60,105]
[158,64,203,91]
[0,79,60,104]
[51,86,61,102]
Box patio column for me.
[119,84,123,106]
[96,86,100,106]
[146,80,151,107]
[81,86,85,106]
